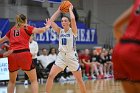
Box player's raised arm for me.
[113,5,133,43]
[50,7,61,34]
[69,5,77,37]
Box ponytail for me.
[16,14,27,28]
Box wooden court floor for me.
[0,79,124,93]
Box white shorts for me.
[55,51,81,72]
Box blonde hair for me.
[16,14,27,28]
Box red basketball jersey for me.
[6,25,34,50]
[122,0,140,40]
[81,55,91,62]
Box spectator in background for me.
[37,48,48,83]
[109,48,113,75]
[99,51,107,79]
[37,48,48,68]
[91,49,104,79]
[77,50,85,78]
[103,50,109,78]
[104,49,113,78]
[24,34,39,85]
[81,49,95,79]
[46,47,57,72]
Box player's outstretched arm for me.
[32,18,51,34]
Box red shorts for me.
[112,43,140,81]
[8,51,35,72]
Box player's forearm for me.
[69,9,75,19]
[39,27,47,33]
[50,9,61,22]
[34,27,49,34]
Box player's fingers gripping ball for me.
[60,0,72,13]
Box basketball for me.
[60,1,71,13]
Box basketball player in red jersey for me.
[0,14,51,93]
[113,0,140,93]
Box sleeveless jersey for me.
[6,25,34,50]
[122,0,140,40]
[58,28,76,53]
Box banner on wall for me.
[33,0,46,2]
[0,18,10,38]
[28,20,97,44]
[48,0,61,3]
[0,58,9,81]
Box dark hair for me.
[48,47,56,55]
[42,48,47,51]
[61,15,71,22]
[16,14,27,27]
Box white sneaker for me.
[59,76,67,82]
[108,74,113,78]
[24,85,29,88]
[91,75,96,79]
[24,80,28,85]
[69,75,75,80]
[104,74,109,78]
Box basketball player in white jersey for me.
[46,5,87,93]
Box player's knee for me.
[29,78,37,83]
[9,79,16,84]
[28,74,37,83]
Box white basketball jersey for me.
[59,28,76,53]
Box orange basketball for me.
[60,1,71,13]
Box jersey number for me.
[62,38,67,45]
[14,30,20,37]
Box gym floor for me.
[0,79,124,93]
